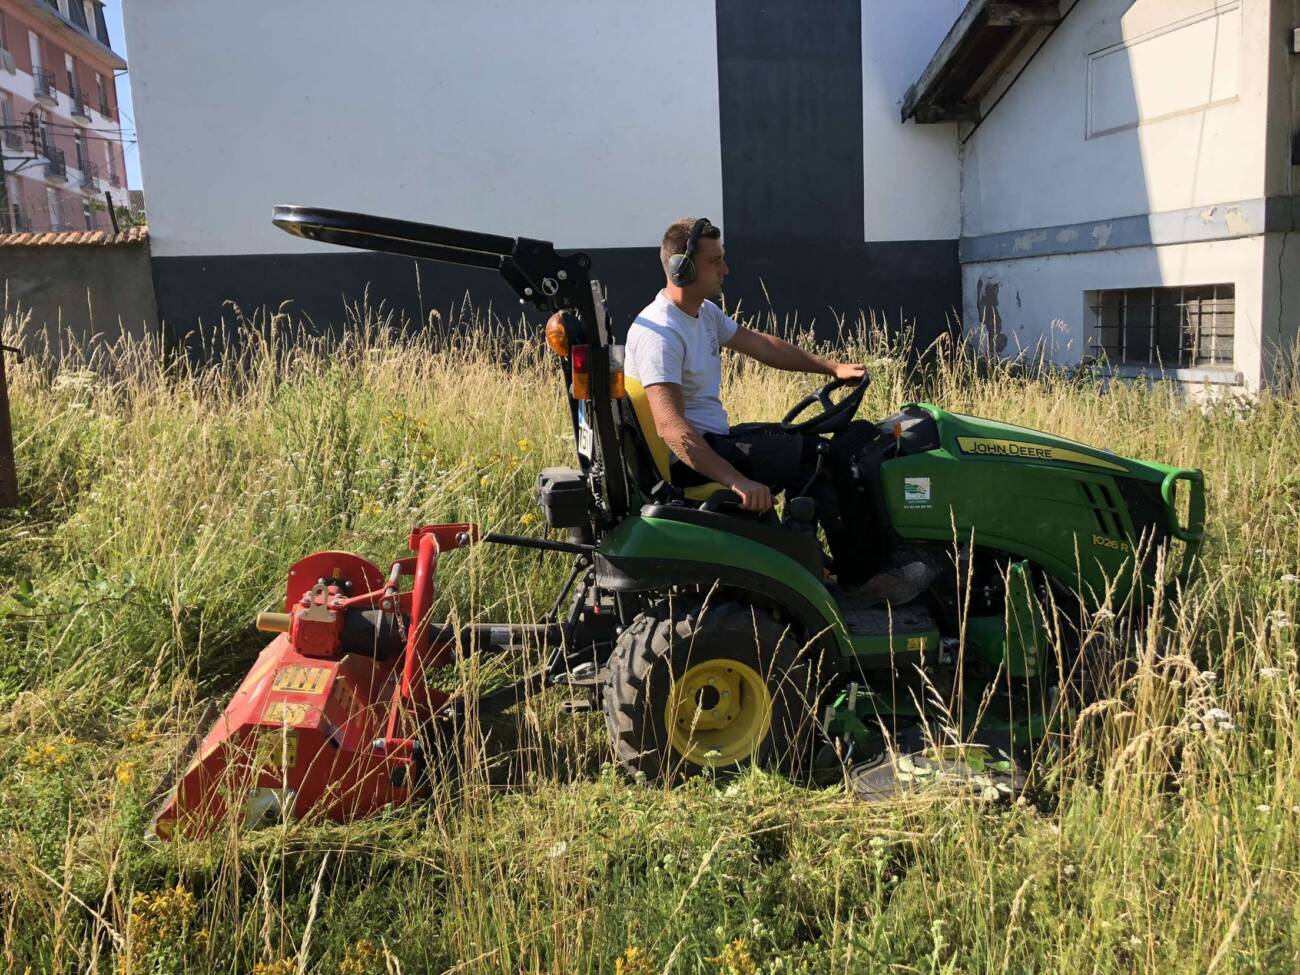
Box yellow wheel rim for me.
[664,659,773,767]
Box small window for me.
[82,199,95,230]
[1088,285,1234,368]
[47,185,64,230]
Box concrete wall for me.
[1,241,159,352]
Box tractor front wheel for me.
[603,599,819,783]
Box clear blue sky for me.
[102,0,141,190]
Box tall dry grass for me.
[0,300,1297,973]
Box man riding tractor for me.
[627,217,931,604]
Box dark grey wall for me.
[2,243,159,355]
[713,0,959,345]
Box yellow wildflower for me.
[713,938,757,975]
[517,437,533,453]
[519,512,537,527]
[116,762,137,786]
[339,938,383,975]
[479,475,492,487]
[251,961,297,975]
[125,720,151,744]
[614,946,655,975]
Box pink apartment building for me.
[0,0,127,233]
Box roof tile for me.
[0,227,149,248]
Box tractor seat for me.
[623,376,729,502]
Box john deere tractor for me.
[152,208,1205,837]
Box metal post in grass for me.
[0,341,18,508]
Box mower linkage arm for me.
[272,204,596,316]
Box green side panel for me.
[882,403,1198,607]
[964,562,1047,678]
[597,515,853,655]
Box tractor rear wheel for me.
[603,599,820,783]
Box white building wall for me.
[124,0,724,258]
[861,0,963,241]
[957,0,1281,387]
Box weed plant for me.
[0,299,1297,973]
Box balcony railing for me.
[80,161,99,189]
[107,169,121,188]
[33,68,58,104]
[44,146,68,181]
[70,85,91,122]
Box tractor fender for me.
[593,515,853,658]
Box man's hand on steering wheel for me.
[729,476,773,513]
[831,362,867,384]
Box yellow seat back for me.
[623,376,729,502]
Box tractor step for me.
[832,590,935,637]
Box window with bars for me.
[1088,285,1234,369]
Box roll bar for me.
[272,204,630,522]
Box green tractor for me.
[154,207,1207,836]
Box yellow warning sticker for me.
[272,664,330,696]
[255,729,299,769]
[262,700,311,726]
[906,636,928,652]
[956,437,1126,471]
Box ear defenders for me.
[668,217,713,287]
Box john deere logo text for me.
[956,437,1125,471]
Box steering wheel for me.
[779,376,870,435]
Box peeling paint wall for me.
[962,236,1265,384]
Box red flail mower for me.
[153,525,477,838]
[152,204,609,839]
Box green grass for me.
[1,301,1298,973]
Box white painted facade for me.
[125,0,726,257]
[126,1,981,256]
[955,0,1298,389]
[861,0,963,241]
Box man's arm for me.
[643,382,773,512]
[724,325,866,381]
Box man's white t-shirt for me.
[625,292,738,436]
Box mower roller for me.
[151,205,1207,838]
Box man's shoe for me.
[847,561,932,606]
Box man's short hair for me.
[660,217,721,276]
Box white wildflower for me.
[1259,667,1283,680]
[1280,574,1299,585]
[1201,670,1218,683]
[1256,804,1271,813]
[1196,707,1235,733]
